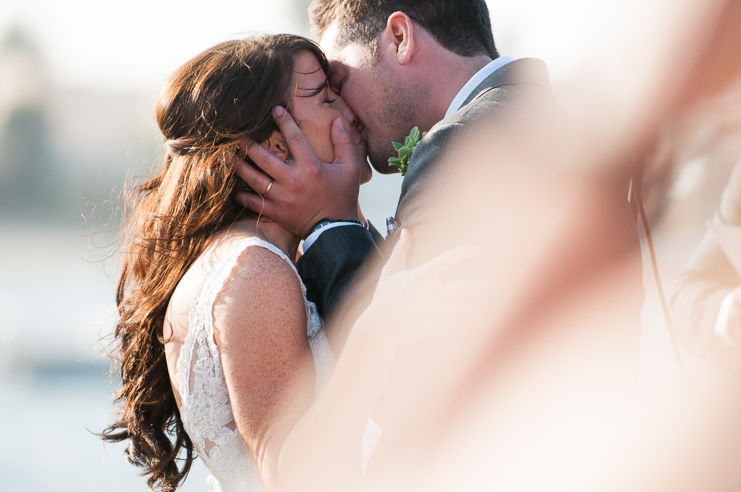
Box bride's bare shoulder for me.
[222,241,302,299]
[165,230,304,344]
[212,241,306,340]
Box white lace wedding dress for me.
[175,237,336,492]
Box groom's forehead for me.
[319,21,372,67]
[318,21,344,60]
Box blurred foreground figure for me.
[361,67,644,492]
[672,162,741,364]
[331,0,741,490]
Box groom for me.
[234,0,590,345]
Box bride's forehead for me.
[293,50,323,76]
[291,51,328,97]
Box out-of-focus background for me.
[0,0,737,490]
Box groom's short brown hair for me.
[309,0,498,59]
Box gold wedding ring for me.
[263,180,273,197]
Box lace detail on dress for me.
[175,237,334,492]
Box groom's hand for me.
[232,106,361,239]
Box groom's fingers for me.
[381,228,412,279]
[237,136,288,183]
[236,191,276,218]
[231,154,274,197]
[273,107,317,164]
[330,118,357,167]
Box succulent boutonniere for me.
[388,126,422,176]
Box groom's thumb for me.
[331,118,356,168]
[381,228,411,279]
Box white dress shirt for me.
[303,56,514,252]
[302,220,365,252]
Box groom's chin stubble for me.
[369,151,400,175]
[370,161,400,175]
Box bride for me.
[103,34,477,492]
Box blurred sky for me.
[0,0,307,93]
[0,0,658,95]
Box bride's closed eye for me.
[322,88,337,105]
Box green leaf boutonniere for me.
[388,126,422,176]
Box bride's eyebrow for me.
[294,66,329,98]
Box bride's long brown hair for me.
[102,34,329,492]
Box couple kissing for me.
[103,0,642,491]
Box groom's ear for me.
[383,12,416,66]
[260,130,290,161]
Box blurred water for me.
[0,365,211,492]
[0,223,117,367]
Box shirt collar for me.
[444,56,514,119]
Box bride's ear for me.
[260,130,290,161]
